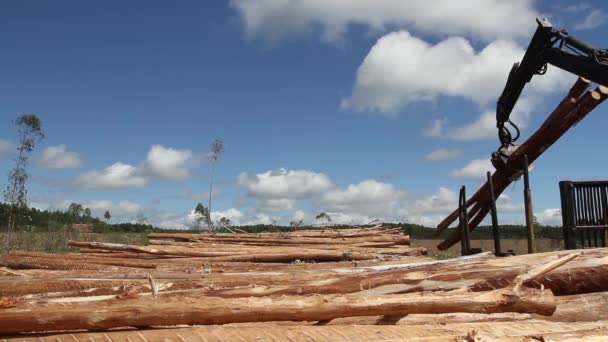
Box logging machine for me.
[495,18,608,151]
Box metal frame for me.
[559,180,608,249]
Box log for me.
[0,253,492,298]
[3,249,604,300]
[0,287,555,333]
[436,80,608,250]
[147,233,411,245]
[7,251,157,269]
[543,291,608,322]
[6,320,608,341]
[67,240,425,261]
[0,255,133,271]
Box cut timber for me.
[67,240,425,261]
[0,252,492,297]
[0,287,555,334]
[3,249,605,299]
[6,321,608,341]
[148,232,411,245]
[7,251,157,269]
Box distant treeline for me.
[0,203,564,240]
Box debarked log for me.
[0,287,555,334]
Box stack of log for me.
[435,77,608,251]
[0,225,608,340]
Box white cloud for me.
[143,145,197,181]
[343,32,571,114]
[238,168,332,198]
[321,179,406,219]
[230,0,537,43]
[242,213,276,226]
[37,145,82,169]
[0,139,13,158]
[575,9,608,30]
[496,194,524,213]
[422,118,447,137]
[425,148,463,161]
[211,208,245,225]
[75,145,202,189]
[409,187,458,215]
[76,162,147,189]
[80,200,143,218]
[449,158,493,179]
[535,208,562,226]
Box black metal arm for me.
[496,18,608,148]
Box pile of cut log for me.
[1,226,608,340]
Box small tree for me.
[136,212,148,225]
[3,114,44,242]
[219,216,231,227]
[315,212,332,223]
[194,202,211,230]
[67,202,83,219]
[207,138,224,229]
[83,208,92,222]
[103,210,112,222]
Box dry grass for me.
[0,231,148,254]
[413,239,564,259]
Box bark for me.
[0,287,555,334]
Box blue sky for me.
[1,0,608,228]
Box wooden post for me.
[459,186,471,255]
[487,171,501,255]
[523,155,536,254]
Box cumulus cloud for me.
[449,158,493,179]
[143,145,197,181]
[76,162,147,189]
[75,145,201,189]
[0,139,13,158]
[230,0,537,43]
[575,9,608,30]
[535,208,562,226]
[37,145,82,169]
[321,179,406,219]
[425,149,463,161]
[396,187,523,226]
[211,208,245,225]
[238,168,332,198]
[343,32,571,114]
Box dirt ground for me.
[414,239,565,259]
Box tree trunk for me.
[0,287,555,334]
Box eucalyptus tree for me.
[3,114,44,241]
[206,138,224,229]
[103,210,112,223]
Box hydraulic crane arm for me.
[496,18,608,148]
